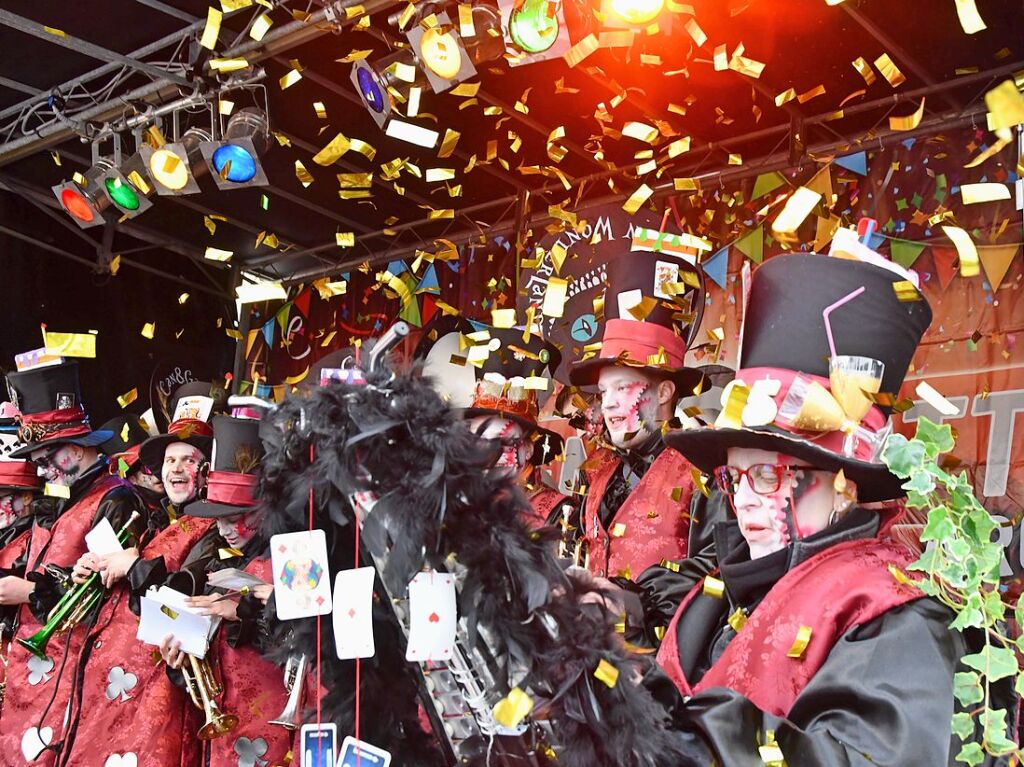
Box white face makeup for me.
[31,444,83,485]
[597,367,661,449]
[161,442,205,505]
[724,447,843,559]
[468,415,534,475]
[0,491,33,528]
[216,508,262,549]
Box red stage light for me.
[60,188,96,223]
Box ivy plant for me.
[883,416,1019,764]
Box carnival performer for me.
[0,361,142,767]
[567,252,711,579]
[157,413,295,767]
[619,253,1009,764]
[98,414,165,516]
[48,382,222,767]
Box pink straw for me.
[822,286,866,358]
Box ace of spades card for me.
[404,571,457,663]
[270,530,332,621]
[332,568,375,659]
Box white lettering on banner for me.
[156,367,195,398]
[285,316,310,360]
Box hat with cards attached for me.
[184,414,264,518]
[138,381,220,472]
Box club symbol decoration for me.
[105,665,139,701]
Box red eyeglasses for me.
[713,464,825,496]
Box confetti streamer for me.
[941,225,979,276]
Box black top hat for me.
[665,254,933,502]
[6,362,113,458]
[184,415,263,518]
[461,326,563,465]
[138,381,219,473]
[569,251,707,394]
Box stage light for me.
[52,180,104,228]
[420,26,463,79]
[97,154,155,219]
[199,107,270,190]
[497,0,571,65]
[139,127,209,196]
[608,0,664,25]
[350,50,425,127]
[407,10,507,92]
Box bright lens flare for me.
[509,0,559,53]
[60,188,95,222]
[149,149,189,190]
[419,27,462,79]
[610,0,664,25]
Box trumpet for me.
[181,653,238,740]
[18,511,141,660]
[269,653,306,730]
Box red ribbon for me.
[205,471,258,506]
[166,418,214,439]
[17,406,92,443]
[593,319,687,368]
[0,460,41,489]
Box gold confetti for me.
[954,0,986,33]
[622,183,653,214]
[702,576,725,598]
[45,483,71,499]
[209,58,249,72]
[250,12,273,40]
[611,522,627,537]
[295,160,314,187]
[492,688,533,728]
[350,138,376,161]
[797,84,826,104]
[44,331,96,358]
[337,172,373,187]
[623,121,658,143]
[313,133,351,165]
[140,322,156,340]
[313,101,327,119]
[674,178,701,192]
[717,381,750,429]
[218,99,235,116]
[279,68,303,90]
[336,49,374,63]
[961,183,1011,204]
[727,153,743,165]
[117,388,138,408]
[205,246,233,261]
[874,53,906,87]
[221,0,253,10]
[593,659,619,689]
[915,381,961,417]
[713,44,729,71]
[458,3,475,36]
[201,7,223,49]
[492,308,516,328]
[942,225,979,276]
[438,129,460,158]
[541,276,568,318]
[178,292,190,304]
[772,187,821,234]
[786,625,813,658]
[426,168,455,182]
[563,34,599,68]
[684,18,707,46]
[336,232,355,247]
[888,97,925,131]
[851,56,876,86]
[775,88,796,107]
[985,80,1024,131]
[892,280,921,302]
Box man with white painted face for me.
[567,251,716,580]
[0,361,143,765]
[98,414,165,517]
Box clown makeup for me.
[468,416,534,475]
[161,443,205,505]
[0,491,33,529]
[31,444,84,485]
[129,464,165,495]
[597,367,660,449]
[216,508,262,549]
[724,447,841,559]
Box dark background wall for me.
[1,190,235,427]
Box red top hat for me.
[0,460,42,493]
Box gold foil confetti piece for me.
[492,308,516,328]
[728,153,743,165]
[874,53,906,87]
[622,183,653,214]
[200,7,222,49]
[313,133,351,165]
[450,81,481,97]
[178,293,190,304]
[564,33,599,68]
[667,137,693,157]
[915,381,960,416]
[218,547,244,559]
[140,322,156,340]
[786,626,813,658]
[963,136,1011,168]
[684,18,706,46]
[218,99,235,116]
[717,380,750,429]
[221,0,252,9]
[396,2,416,28]
[541,276,568,318]
[295,160,314,187]
[45,482,70,499]
[336,49,374,63]
[279,68,303,90]
[851,56,876,85]
[674,178,701,192]
[438,128,460,158]
[892,280,921,302]
[984,80,1024,131]
[388,61,417,83]
[336,232,355,247]
[961,183,1010,204]
[205,247,233,261]
[623,121,659,143]
[727,607,747,632]
[117,388,138,408]
[338,190,372,200]
[250,13,273,40]
[797,84,826,104]
[458,3,475,35]
[210,58,249,72]
[611,523,627,537]
[594,659,619,689]
[942,225,979,276]
[492,688,533,728]
[337,172,373,187]
[772,187,821,234]
[313,101,327,119]
[703,576,725,598]
[888,97,925,131]
[713,44,729,70]
[954,0,986,33]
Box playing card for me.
[653,260,679,299]
[332,567,375,660]
[205,568,268,591]
[270,530,332,620]
[172,395,213,423]
[299,723,336,767]
[85,517,124,557]
[405,571,457,662]
[615,289,643,320]
[338,736,391,767]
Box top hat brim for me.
[181,497,257,519]
[138,434,213,474]
[9,429,115,459]
[663,425,904,503]
[461,408,564,465]
[570,358,708,397]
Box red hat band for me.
[166,418,214,440]
[17,406,92,445]
[733,367,887,463]
[204,471,258,506]
[0,460,42,490]
[594,319,688,369]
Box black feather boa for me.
[257,360,693,767]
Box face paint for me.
[468,416,534,475]
[216,508,262,548]
[161,443,205,505]
[598,367,660,449]
[31,445,82,485]
[130,467,165,494]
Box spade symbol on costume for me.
[105,666,139,702]
[234,736,269,767]
[27,654,54,685]
[428,612,440,623]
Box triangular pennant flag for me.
[421,294,438,325]
[931,245,959,291]
[889,238,927,269]
[806,165,833,205]
[416,263,441,294]
[293,287,311,318]
[977,243,1020,291]
[387,260,409,276]
[398,273,422,327]
[274,304,291,334]
[245,328,260,358]
[752,172,786,201]
[703,247,729,289]
[834,151,867,176]
[262,320,275,347]
[734,226,764,263]
[813,215,840,252]
[468,319,489,332]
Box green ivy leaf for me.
[954,671,984,706]
[980,707,1017,754]
[904,471,937,496]
[960,646,1019,682]
[920,505,953,542]
[955,742,984,766]
[983,589,1007,624]
[882,434,925,478]
[915,416,956,456]
[950,711,975,741]
[1015,672,1024,698]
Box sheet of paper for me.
[85,517,124,557]
[206,568,268,591]
[137,589,213,658]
